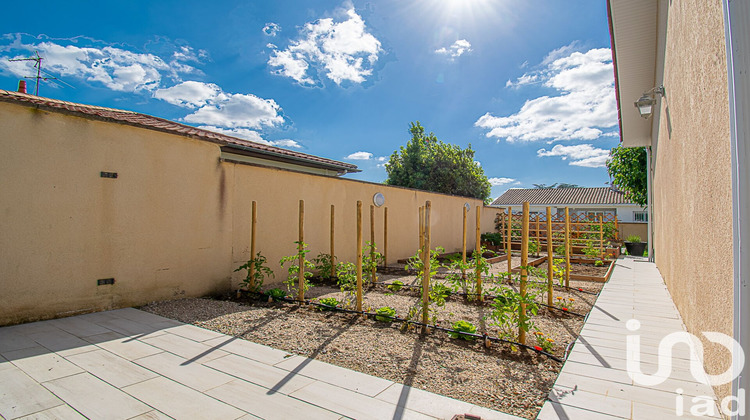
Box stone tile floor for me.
[537,257,723,419]
[0,307,518,420]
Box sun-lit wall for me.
[0,100,492,325]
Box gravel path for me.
[141,260,603,419]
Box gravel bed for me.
[141,261,601,419]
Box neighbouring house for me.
[608,0,748,410]
[0,88,498,326]
[489,187,647,240]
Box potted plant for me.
[624,235,646,256]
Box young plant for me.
[265,288,287,301]
[279,241,315,296]
[317,297,339,310]
[312,252,335,280]
[335,261,358,308]
[430,283,452,307]
[445,255,472,296]
[481,232,503,246]
[528,239,540,257]
[626,234,642,243]
[234,252,274,293]
[554,296,576,312]
[362,242,385,284]
[375,306,396,322]
[595,260,604,267]
[487,287,538,342]
[387,280,404,292]
[533,330,555,352]
[449,320,477,340]
[582,240,601,259]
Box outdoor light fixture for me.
[373,192,385,207]
[634,85,665,119]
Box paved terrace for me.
[0,307,518,420]
[538,257,722,419]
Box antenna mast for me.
[8,50,56,95]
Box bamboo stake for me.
[599,214,604,258]
[356,201,363,312]
[565,207,571,288]
[330,205,335,278]
[422,201,432,327]
[462,205,467,280]
[519,202,529,344]
[249,201,257,290]
[546,206,553,306]
[298,200,305,302]
[475,205,482,302]
[506,207,512,279]
[384,207,388,267]
[370,205,376,282]
[419,206,424,259]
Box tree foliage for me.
[532,183,581,189]
[606,145,647,206]
[385,122,491,201]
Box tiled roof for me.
[491,187,635,206]
[0,89,359,173]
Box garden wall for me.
[0,100,488,325]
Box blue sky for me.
[0,0,619,199]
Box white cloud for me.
[0,36,202,92]
[377,156,386,162]
[345,151,373,160]
[435,39,472,60]
[536,144,610,168]
[263,23,281,37]
[476,45,617,143]
[183,92,283,129]
[267,6,382,86]
[488,177,516,186]
[197,126,301,149]
[153,81,224,108]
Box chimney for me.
[17,80,27,94]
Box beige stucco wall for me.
[653,0,733,402]
[0,101,488,325]
[618,222,647,243]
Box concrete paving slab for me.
[0,366,63,419]
[161,324,226,342]
[48,316,113,338]
[26,329,96,357]
[64,349,158,388]
[127,410,174,420]
[274,355,393,397]
[140,333,228,364]
[43,373,152,420]
[536,401,625,419]
[2,346,84,383]
[204,353,315,395]
[134,351,234,392]
[84,332,163,361]
[202,335,292,365]
[14,404,86,420]
[122,377,245,420]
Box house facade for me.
[609,0,749,410]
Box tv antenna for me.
[8,50,73,95]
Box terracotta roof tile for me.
[0,89,359,173]
[491,187,634,206]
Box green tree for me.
[606,145,647,206]
[385,122,491,201]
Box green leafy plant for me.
[279,241,315,296]
[387,280,404,292]
[317,297,339,310]
[234,252,274,293]
[445,256,473,296]
[582,241,601,259]
[607,145,647,206]
[554,244,566,256]
[626,235,642,243]
[362,242,385,284]
[375,306,396,322]
[312,252,335,280]
[595,260,604,267]
[488,287,538,342]
[528,239,540,256]
[430,283,452,306]
[266,288,287,301]
[406,246,444,279]
[449,320,477,340]
[335,261,358,308]
[554,296,576,312]
[533,330,555,352]
[481,232,503,246]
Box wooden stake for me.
[507,207,512,278]
[249,201,257,290]
[418,206,424,259]
[370,205,376,283]
[599,214,604,258]
[298,200,305,301]
[519,202,530,344]
[565,207,571,288]
[546,207,553,306]
[462,205,467,280]
[330,205,335,278]
[356,201,363,312]
[422,201,432,327]
[384,207,388,267]
[475,205,482,301]
[614,215,620,241]
[535,212,540,251]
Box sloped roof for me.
[0,89,359,174]
[491,187,635,206]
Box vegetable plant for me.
[487,287,538,342]
[528,239,540,257]
[481,232,503,246]
[375,306,396,322]
[387,280,404,292]
[582,241,601,259]
[533,330,555,352]
[279,241,315,296]
[362,242,384,284]
[312,252,335,280]
[449,320,477,340]
[266,288,287,301]
[335,261,358,308]
[234,252,274,293]
[595,260,604,267]
[317,297,339,310]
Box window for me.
[634,211,648,222]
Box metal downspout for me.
[723,0,749,417]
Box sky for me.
[0,0,620,200]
